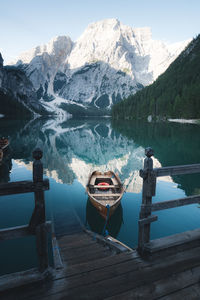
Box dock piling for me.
[138,147,156,254]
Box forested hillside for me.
[112,35,200,120]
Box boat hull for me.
[88,194,122,219]
[86,171,124,219]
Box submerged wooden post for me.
[138,147,156,254]
[29,148,48,271]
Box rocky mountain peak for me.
[87,18,121,31]
[13,35,73,66]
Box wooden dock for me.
[1,228,200,299]
[1,147,200,299]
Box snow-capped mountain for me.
[11,19,190,115]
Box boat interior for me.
[88,173,122,199]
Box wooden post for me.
[36,224,48,272]
[29,149,45,232]
[138,147,156,254]
[29,148,48,272]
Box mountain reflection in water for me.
[0,118,148,193]
[112,120,200,196]
[1,117,200,196]
[1,117,200,275]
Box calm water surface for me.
[0,117,200,275]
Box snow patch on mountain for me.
[40,95,72,121]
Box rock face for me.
[0,53,47,117]
[10,19,190,114]
[0,53,4,87]
[15,36,73,100]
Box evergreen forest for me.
[112,35,200,120]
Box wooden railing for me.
[138,147,200,254]
[0,148,53,290]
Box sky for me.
[0,0,199,64]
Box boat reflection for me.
[86,198,123,238]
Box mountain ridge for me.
[6,19,191,117]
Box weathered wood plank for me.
[154,163,200,177]
[65,250,113,266]
[0,179,49,196]
[57,232,90,245]
[65,251,139,278]
[89,193,121,197]
[138,148,154,253]
[144,228,200,253]
[0,267,49,292]
[138,215,158,226]
[34,243,200,300]
[10,253,144,299]
[59,238,96,251]
[0,221,51,241]
[52,235,63,270]
[105,265,200,300]
[0,224,31,240]
[3,242,200,299]
[58,233,93,245]
[62,247,200,299]
[61,242,110,259]
[85,229,133,253]
[62,245,113,266]
[160,282,200,300]
[151,194,200,211]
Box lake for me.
[0,117,200,275]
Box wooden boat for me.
[0,137,9,162]
[86,171,125,219]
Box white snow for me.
[40,96,72,120]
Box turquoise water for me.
[0,117,200,275]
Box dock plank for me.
[2,230,200,299]
[160,283,200,299]
[105,265,200,299]
[42,244,200,299]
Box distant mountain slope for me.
[9,18,190,116]
[112,34,200,120]
[0,53,47,118]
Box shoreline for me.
[168,118,200,124]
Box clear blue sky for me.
[0,0,199,63]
